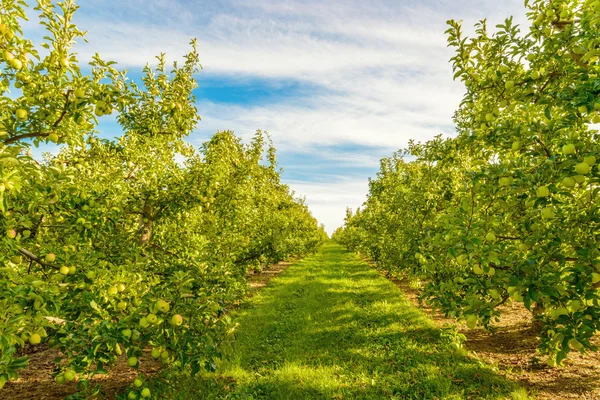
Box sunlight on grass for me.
[175,242,533,400]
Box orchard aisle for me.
[184,242,530,400]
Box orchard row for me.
[334,0,600,366]
[0,1,325,398]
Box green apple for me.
[29,333,42,345]
[536,186,550,197]
[562,143,576,155]
[593,115,600,124]
[108,286,118,296]
[575,162,590,175]
[151,347,161,359]
[490,289,501,300]
[511,141,521,151]
[473,264,484,275]
[578,105,588,114]
[139,317,149,328]
[48,133,59,143]
[60,266,70,275]
[541,207,555,219]
[499,65,508,73]
[118,283,126,292]
[583,156,596,166]
[505,80,515,90]
[485,113,495,122]
[562,177,575,187]
[169,314,183,327]
[10,58,23,70]
[527,53,536,61]
[128,392,138,400]
[485,232,496,242]
[22,230,31,238]
[466,314,478,329]
[573,175,586,184]
[160,350,169,359]
[68,265,76,274]
[592,273,600,284]
[134,378,143,387]
[55,375,65,384]
[127,357,138,367]
[122,329,132,339]
[131,330,141,340]
[86,270,96,279]
[44,253,56,263]
[117,301,127,311]
[63,370,76,382]
[498,177,512,187]
[74,88,86,98]
[141,388,151,398]
[15,108,28,120]
[531,69,540,80]
[155,299,170,313]
[147,313,157,324]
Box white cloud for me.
[57,0,532,232]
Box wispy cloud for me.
[42,0,532,232]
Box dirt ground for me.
[380,268,600,400]
[1,260,293,400]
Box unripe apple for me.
[63,370,76,382]
[55,375,65,384]
[160,350,169,359]
[108,286,118,296]
[128,392,138,400]
[498,177,512,187]
[15,108,28,120]
[139,317,149,328]
[562,143,576,155]
[499,65,508,73]
[122,329,132,339]
[141,388,151,398]
[531,69,540,80]
[562,177,575,187]
[29,333,42,345]
[45,253,56,263]
[86,270,96,280]
[485,232,496,242]
[575,162,590,175]
[541,207,555,219]
[490,289,500,300]
[117,301,127,311]
[518,243,528,251]
[68,265,76,274]
[127,357,138,367]
[74,88,85,98]
[591,273,600,284]
[4,51,14,61]
[118,283,126,292]
[146,313,157,324]
[473,264,484,275]
[134,378,143,387]
[151,347,161,359]
[584,156,596,166]
[488,267,496,276]
[466,314,478,329]
[48,133,59,143]
[505,81,515,90]
[60,266,70,275]
[10,58,22,70]
[511,141,521,151]
[593,115,600,124]
[536,186,550,197]
[578,105,588,114]
[131,330,141,340]
[169,314,183,327]
[7,229,16,239]
[155,299,170,313]
[527,53,536,61]
[485,113,495,122]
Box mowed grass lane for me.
[179,242,530,400]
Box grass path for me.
[182,242,530,399]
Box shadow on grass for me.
[178,242,530,400]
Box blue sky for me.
[26,0,530,233]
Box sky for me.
[26,0,530,233]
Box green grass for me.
[177,242,531,399]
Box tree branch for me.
[18,248,60,271]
